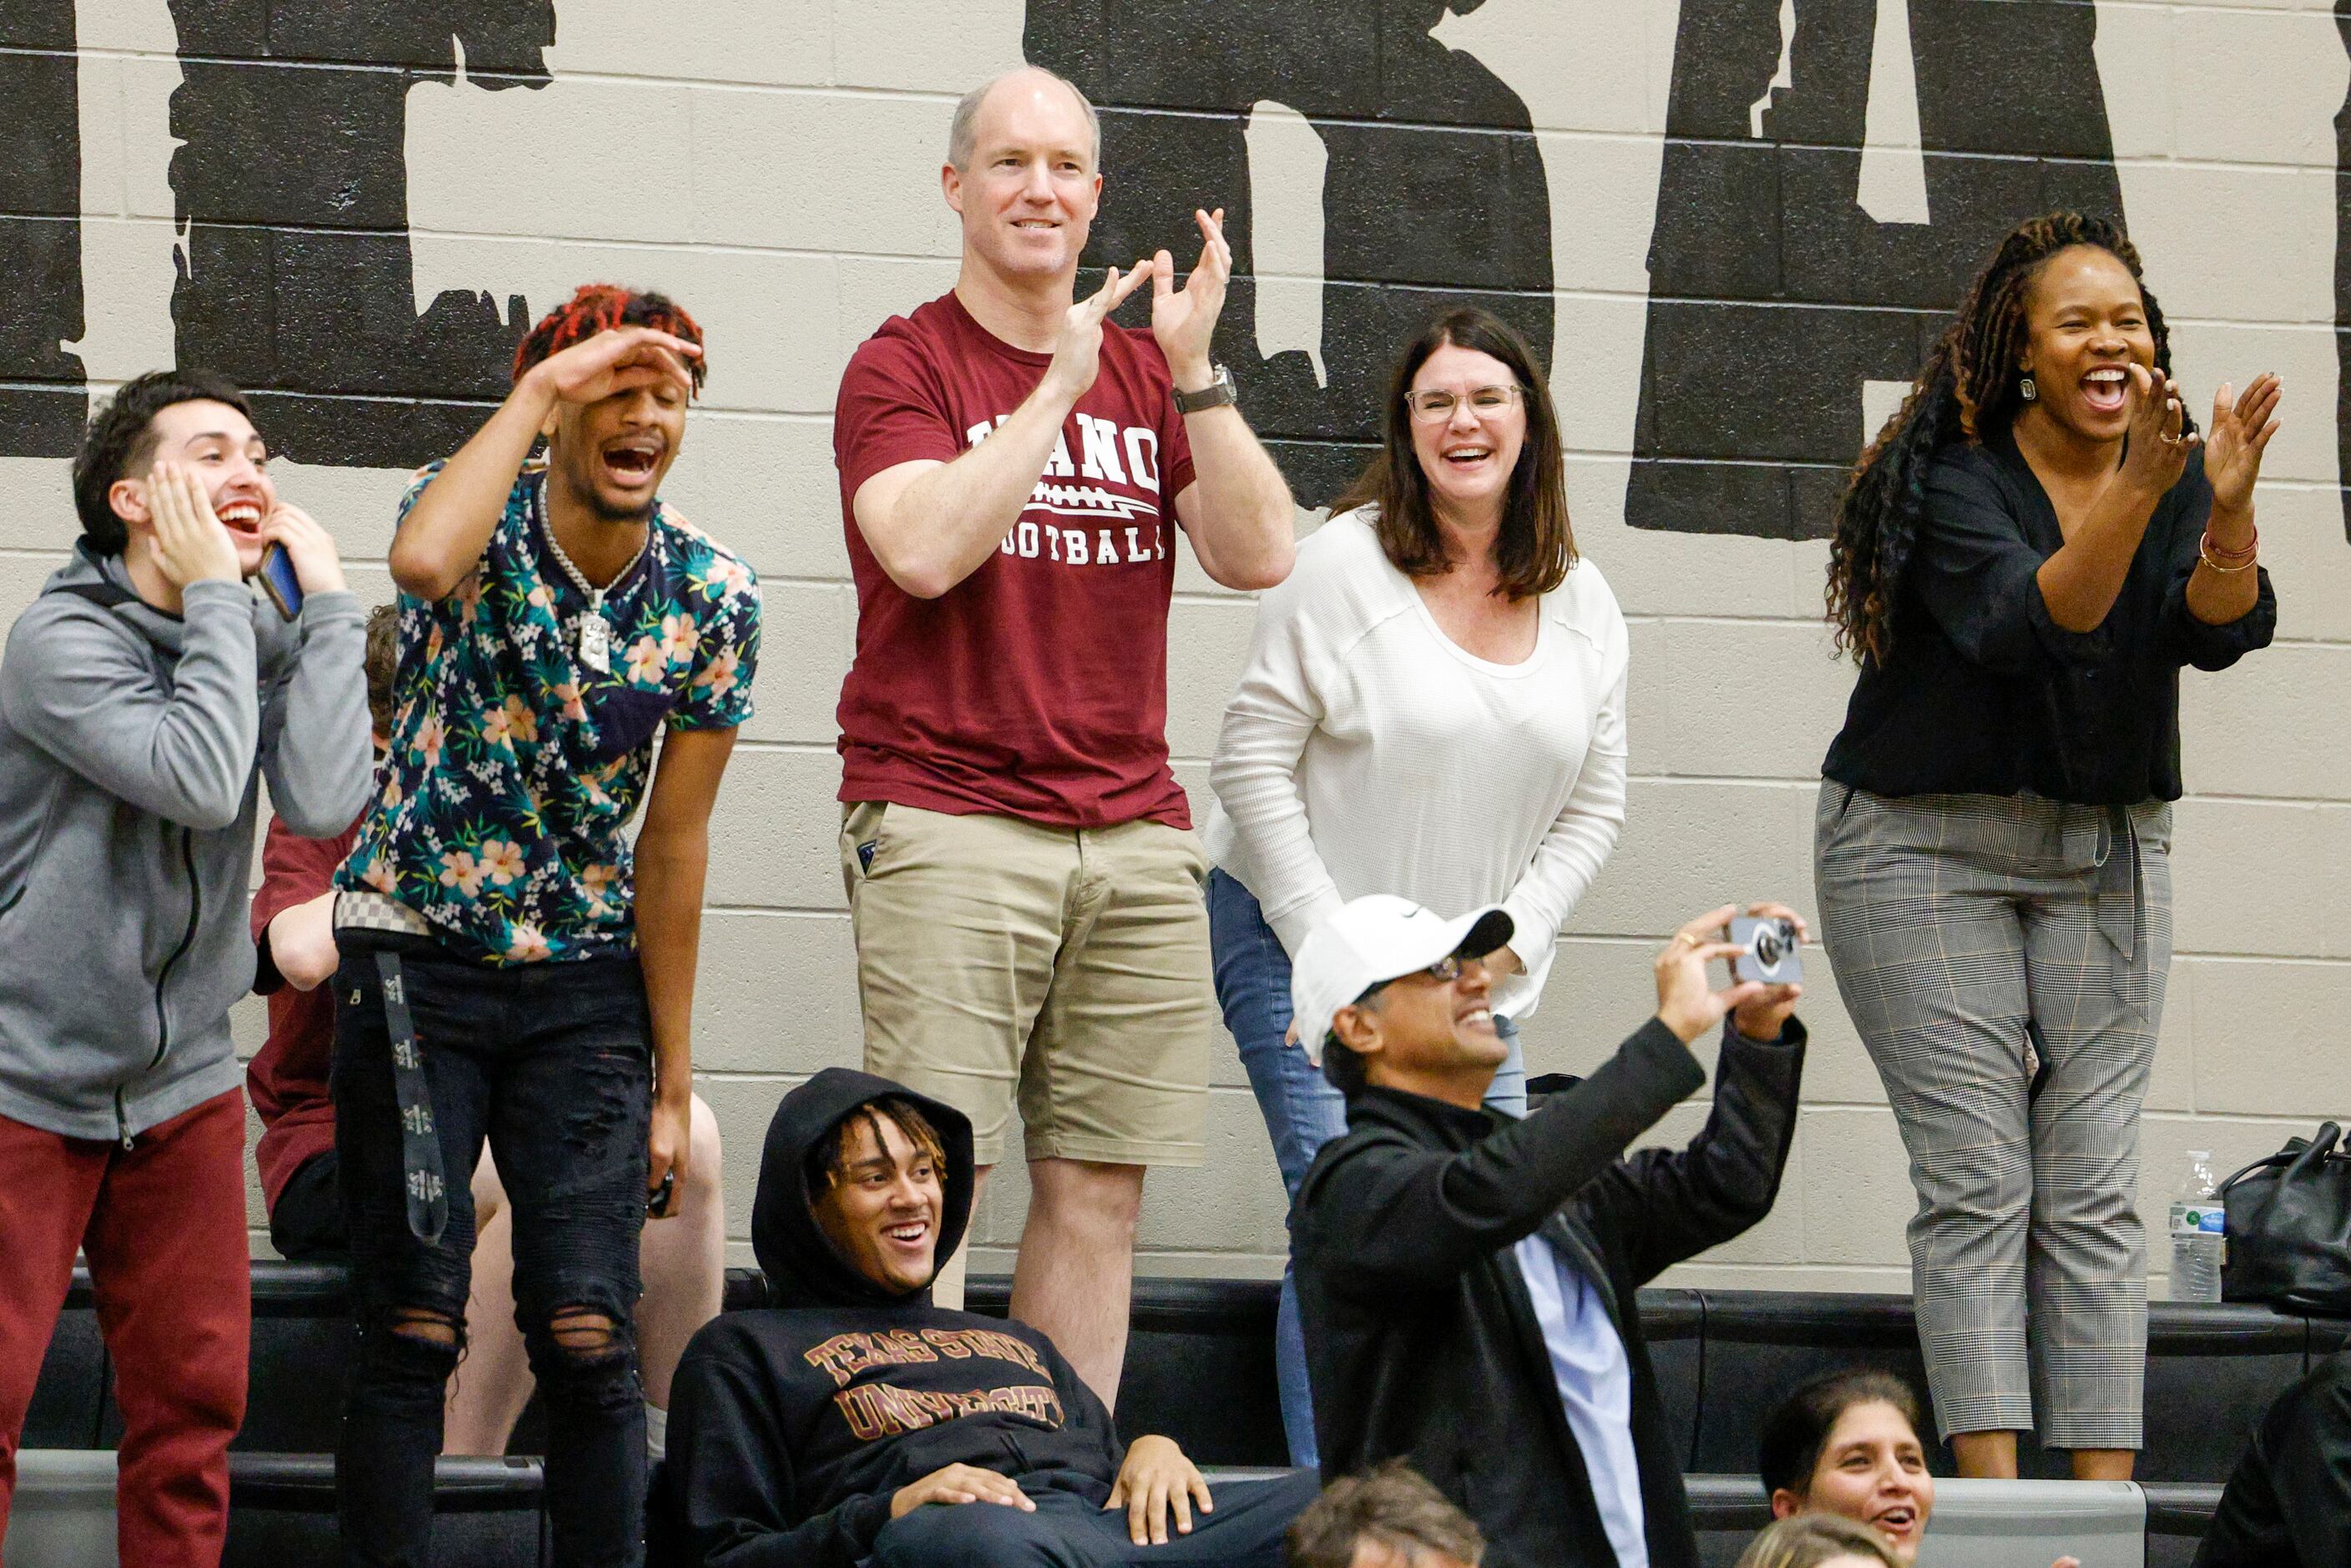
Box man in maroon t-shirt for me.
[832,65,1296,1404]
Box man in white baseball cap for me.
[1290,897,1809,1568]
[1287,894,1517,1075]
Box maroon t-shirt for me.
[832,291,1199,829]
[247,813,357,1211]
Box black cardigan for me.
[1292,1016,1806,1568]
[1823,433,2274,804]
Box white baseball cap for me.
[1289,895,1514,1065]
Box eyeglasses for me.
[1405,385,1524,423]
[1354,953,1465,1005]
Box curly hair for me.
[512,283,708,393]
[805,1097,948,1196]
[71,368,255,554]
[1824,210,2182,662]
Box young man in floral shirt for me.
[331,286,758,1568]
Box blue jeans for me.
[1206,870,1524,1466]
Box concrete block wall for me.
[3,0,2349,1293]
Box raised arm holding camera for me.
[1289,898,1807,1568]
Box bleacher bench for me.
[18,1261,2310,1560]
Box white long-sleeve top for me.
[1201,508,1630,1021]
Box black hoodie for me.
[660,1069,1124,1568]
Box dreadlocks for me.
[512,283,708,393]
[1824,210,2182,664]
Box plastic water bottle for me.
[2169,1150,2227,1302]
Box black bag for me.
[2220,1122,2351,1314]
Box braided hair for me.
[1824,211,2182,663]
[512,283,708,393]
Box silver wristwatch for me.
[1173,363,1238,415]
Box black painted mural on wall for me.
[168,3,554,468]
[1,1,2347,537]
[1,8,88,458]
[1026,0,1554,507]
[0,4,550,470]
[1631,0,2126,539]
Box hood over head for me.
[751,1067,975,1309]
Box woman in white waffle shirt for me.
[1201,305,1629,1468]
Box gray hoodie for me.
[0,544,372,1144]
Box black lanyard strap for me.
[376,950,449,1245]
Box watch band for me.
[1173,364,1238,415]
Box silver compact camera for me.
[1729,915,1802,987]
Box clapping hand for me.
[2116,362,2196,500]
[1147,208,1232,388]
[1045,263,1155,405]
[2203,372,2282,515]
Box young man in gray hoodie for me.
[0,368,372,1566]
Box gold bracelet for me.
[2200,539,2257,573]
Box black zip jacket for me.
[659,1069,1125,1568]
[1293,1014,1806,1568]
[2195,1350,2351,1568]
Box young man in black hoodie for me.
[661,1068,1318,1566]
[1290,896,1808,1568]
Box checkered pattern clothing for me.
[1814,784,2173,1449]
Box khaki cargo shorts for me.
[839,801,1214,1168]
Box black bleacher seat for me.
[2131,1300,2305,1484]
[225,1454,548,1568]
[1689,1292,1944,1476]
[14,1253,2320,1557]
[968,1275,1292,1468]
[230,1262,356,1453]
[2142,1481,2224,1568]
[1685,1473,1775,1568]
[22,1284,103,1449]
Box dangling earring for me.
[2020,375,2038,402]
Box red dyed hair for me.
[512,283,708,393]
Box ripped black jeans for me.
[331,929,651,1568]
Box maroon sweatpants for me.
[0,1090,250,1566]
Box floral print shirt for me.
[339,461,761,964]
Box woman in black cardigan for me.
[1814,210,2278,1484]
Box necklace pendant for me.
[576,614,612,675]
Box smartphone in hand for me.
[258,542,304,620]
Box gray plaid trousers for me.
[1814,784,2172,1449]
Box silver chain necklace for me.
[536,481,648,675]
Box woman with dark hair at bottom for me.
[1757,1370,2083,1568]
[1202,306,1628,1464]
[1759,1372,1935,1566]
[1815,210,2280,1483]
